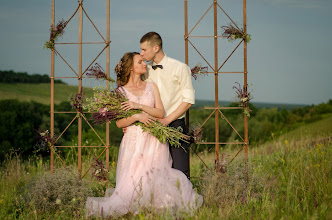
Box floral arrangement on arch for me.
[233,82,253,118]
[221,24,251,43]
[191,64,208,80]
[44,19,67,50]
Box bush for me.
[23,167,93,213]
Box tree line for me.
[0,99,332,162]
[0,70,65,84]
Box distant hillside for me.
[194,99,308,110]
[0,70,65,84]
[0,83,93,105]
[0,82,309,110]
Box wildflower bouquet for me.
[83,86,189,148]
[233,82,253,118]
[221,24,251,43]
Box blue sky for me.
[0,0,331,105]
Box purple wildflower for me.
[191,64,208,80]
[86,63,115,82]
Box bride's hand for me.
[135,113,156,126]
[121,101,141,111]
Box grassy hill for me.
[1,83,308,110]
[0,83,93,105]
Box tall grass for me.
[1,131,331,219]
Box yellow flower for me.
[281,158,285,164]
[284,140,288,145]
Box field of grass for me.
[1,114,331,219]
[0,83,307,110]
[0,83,94,105]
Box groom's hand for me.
[158,117,171,126]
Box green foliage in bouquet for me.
[83,86,189,149]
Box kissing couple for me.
[86,32,203,217]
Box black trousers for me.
[168,118,189,178]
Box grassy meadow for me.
[1,114,331,219]
[0,83,93,105]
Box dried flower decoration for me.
[191,64,208,80]
[115,61,123,76]
[70,88,85,113]
[86,63,115,82]
[233,82,253,118]
[188,124,204,144]
[91,158,109,181]
[44,19,67,50]
[35,129,55,151]
[221,24,251,43]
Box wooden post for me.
[106,0,110,170]
[243,0,249,180]
[184,0,190,178]
[50,0,55,174]
[78,0,83,177]
[213,0,219,164]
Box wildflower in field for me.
[285,140,288,145]
[56,199,61,204]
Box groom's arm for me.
[159,64,194,126]
[158,102,191,126]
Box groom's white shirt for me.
[145,54,195,119]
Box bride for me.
[86,52,203,217]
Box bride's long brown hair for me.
[115,52,140,86]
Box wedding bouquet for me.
[83,64,192,149]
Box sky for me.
[0,0,331,105]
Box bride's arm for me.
[121,83,165,119]
[116,113,156,128]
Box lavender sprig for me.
[221,24,251,43]
[44,19,67,50]
[86,63,115,83]
[191,64,208,80]
[233,82,253,117]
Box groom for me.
[140,32,195,178]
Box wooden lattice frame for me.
[49,0,249,179]
[184,0,249,174]
[50,0,111,178]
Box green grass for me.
[0,83,93,105]
[1,116,331,219]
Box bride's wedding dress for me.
[86,82,202,217]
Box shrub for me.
[23,167,93,213]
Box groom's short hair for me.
[140,32,163,49]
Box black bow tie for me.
[152,65,163,70]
